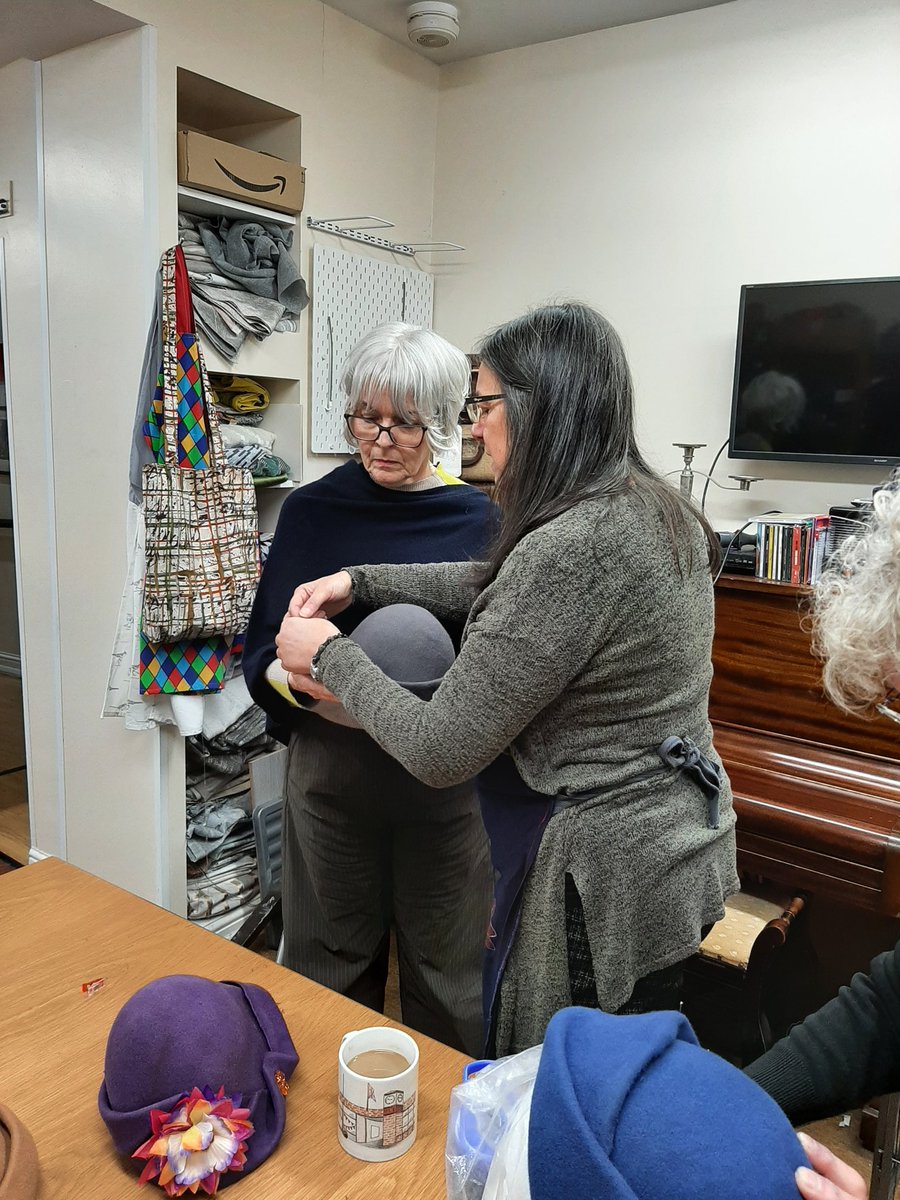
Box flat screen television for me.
[729,277,900,466]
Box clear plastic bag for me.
[445,1046,542,1200]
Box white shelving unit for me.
[177,66,305,526]
[175,69,306,929]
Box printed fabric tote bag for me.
[141,245,260,644]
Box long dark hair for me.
[477,302,720,582]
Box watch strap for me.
[309,632,346,682]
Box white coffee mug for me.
[337,1026,419,1162]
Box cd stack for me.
[754,513,831,585]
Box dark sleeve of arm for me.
[745,942,900,1123]
[320,529,605,787]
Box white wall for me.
[40,28,164,893]
[0,59,65,860]
[432,0,900,526]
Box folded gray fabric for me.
[191,280,284,337]
[198,217,309,315]
[191,296,245,361]
[182,248,217,269]
[212,404,265,427]
[188,269,239,289]
[185,798,250,863]
[225,444,274,472]
[187,840,259,917]
[225,445,292,478]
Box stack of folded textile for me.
[185,701,278,939]
[226,444,292,485]
[212,375,294,483]
[212,374,270,415]
[178,213,308,361]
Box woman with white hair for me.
[243,323,493,1055]
[747,479,900,1200]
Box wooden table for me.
[0,859,468,1198]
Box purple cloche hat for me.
[99,975,298,1193]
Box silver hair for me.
[813,478,900,715]
[340,323,469,457]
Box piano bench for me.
[681,890,807,1066]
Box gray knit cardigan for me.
[318,490,739,1052]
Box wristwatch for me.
[309,633,345,682]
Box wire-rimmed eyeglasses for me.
[461,394,505,424]
[345,413,428,448]
[876,690,900,725]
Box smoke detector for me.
[407,2,460,50]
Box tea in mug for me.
[346,1049,410,1078]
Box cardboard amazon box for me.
[177,129,305,215]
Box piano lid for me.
[712,576,900,915]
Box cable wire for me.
[700,438,730,514]
[713,509,783,587]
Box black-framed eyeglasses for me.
[461,394,505,424]
[877,690,900,726]
[345,413,429,448]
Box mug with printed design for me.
[337,1026,419,1162]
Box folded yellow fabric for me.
[212,374,270,412]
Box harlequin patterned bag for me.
[141,247,259,644]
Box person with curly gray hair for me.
[747,474,900,1200]
[812,482,900,720]
[244,322,494,1056]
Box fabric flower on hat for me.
[133,1087,253,1197]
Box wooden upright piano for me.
[712,575,900,916]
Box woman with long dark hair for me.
[275,302,739,1054]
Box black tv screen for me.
[729,277,900,466]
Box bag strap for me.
[158,245,226,468]
[159,248,180,467]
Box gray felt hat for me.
[315,603,455,727]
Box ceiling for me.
[0,1,739,71]
[322,0,737,63]
[0,0,143,70]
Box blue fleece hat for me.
[528,1008,807,1200]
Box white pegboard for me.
[310,245,434,454]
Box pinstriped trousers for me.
[283,717,492,1056]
